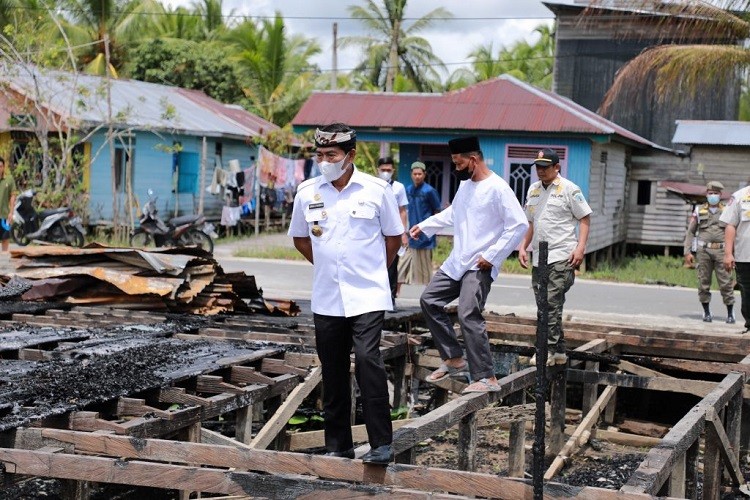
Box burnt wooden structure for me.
[0,305,749,498]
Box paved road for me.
[213,237,741,335]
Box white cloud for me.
[162,0,560,77]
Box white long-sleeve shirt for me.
[418,173,528,281]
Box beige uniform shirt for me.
[720,186,750,262]
[524,176,592,266]
[683,202,726,255]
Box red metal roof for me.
[292,75,660,148]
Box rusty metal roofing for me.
[1,64,278,140]
[673,120,750,146]
[292,75,661,149]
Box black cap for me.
[533,148,559,167]
[448,136,481,154]
[377,156,394,166]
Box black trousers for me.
[736,262,750,329]
[388,255,399,302]
[313,311,392,452]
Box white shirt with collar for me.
[288,167,404,317]
[417,173,528,281]
[720,186,750,262]
[391,179,408,209]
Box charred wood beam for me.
[621,372,745,495]
[0,447,443,499]
[624,355,750,377]
[16,429,659,500]
[566,369,740,398]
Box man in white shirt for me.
[518,148,592,366]
[377,157,409,307]
[722,183,750,333]
[410,136,528,393]
[288,123,403,464]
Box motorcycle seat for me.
[39,207,69,218]
[169,214,201,226]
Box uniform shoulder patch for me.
[571,190,585,203]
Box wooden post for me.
[507,389,527,478]
[581,360,599,416]
[667,452,686,498]
[60,479,90,500]
[457,411,477,471]
[235,404,254,445]
[685,439,699,500]
[395,447,415,465]
[391,355,408,410]
[703,414,723,500]
[179,422,202,500]
[726,381,743,465]
[198,136,207,214]
[548,369,567,458]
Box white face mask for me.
[378,171,392,182]
[319,155,348,183]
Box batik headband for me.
[314,129,356,147]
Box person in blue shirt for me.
[398,161,442,289]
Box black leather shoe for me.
[361,445,393,465]
[325,448,355,459]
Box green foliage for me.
[390,405,408,420]
[11,139,89,221]
[342,0,451,92]
[447,24,554,91]
[127,38,244,103]
[579,255,705,288]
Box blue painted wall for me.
[351,131,593,196]
[88,131,257,222]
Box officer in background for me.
[376,157,409,308]
[684,181,735,323]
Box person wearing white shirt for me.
[288,123,403,465]
[409,136,528,394]
[377,156,409,307]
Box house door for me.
[421,158,460,208]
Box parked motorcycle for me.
[11,189,86,247]
[130,189,215,253]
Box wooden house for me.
[0,64,278,224]
[292,75,671,265]
[544,0,742,149]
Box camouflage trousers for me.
[532,260,575,352]
[696,247,734,305]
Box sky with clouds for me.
[163,1,568,80]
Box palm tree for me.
[227,14,321,125]
[580,1,750,116]
[341,0,451,92]
[59,0,161,75]
[447,24,554,91]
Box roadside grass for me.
[230,235,711,289]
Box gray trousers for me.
[532,260,575,351]
[420,269,494,381]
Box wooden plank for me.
[34,429,658,500]
[705,407,744,486]
[566,369,730,398]
[288,419,415,451]
[621,372,744,495]
[544,383,617,480]
[0,447,435,498]
[250,367,322,449]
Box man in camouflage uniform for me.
[684,181,735,323]
[519,149,592,366]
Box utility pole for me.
[331,23,338,90]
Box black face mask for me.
[454,168,471,181]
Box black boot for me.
[727,304,736,324]
[702,303,712,322]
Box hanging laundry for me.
[221,205,242,227]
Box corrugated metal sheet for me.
[673,120,750,146]
[292,75,661,149]
[2,64,278,140]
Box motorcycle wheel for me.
[130,230,157,249]
[178,228,214,254]
[11,223,30,246]
[70,228,85,248]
